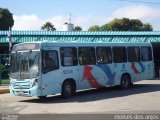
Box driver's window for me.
[42,50,59,74]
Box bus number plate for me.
[63,70,73,74]
[18,91,24,95]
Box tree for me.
[41,22,56,31]
[0,8,14,30]
[129,19,143,31]
[100,18,153,31]
[141,23,153,31]
[88,25,100,31]
[74,26,82,31]
[101,18,130,31]
[100,24,110,31]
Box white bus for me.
[9,41,154,99]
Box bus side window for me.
[113,47,127,63]
[78,47,96,65]
[42,50,59,74]
[96,47,112,64]
[60,47,77,66]
[127,47,140,62]
[141,46,152,61]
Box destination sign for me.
[12,43,40,51]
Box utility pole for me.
[7,27,12,63]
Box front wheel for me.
[38,96,47,100]
[120,74,131,89]
[61,81,76,98]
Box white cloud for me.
[13,5,160,31]
[113,5,160,20]
[13,14,91,31]
[73,15,91,30]
[13,14,67,30]
[13,14,43,30]
[46,16,67,30]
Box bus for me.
[9,41,154,99]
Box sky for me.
[0,0,160,31]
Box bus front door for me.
[40,47,60,96]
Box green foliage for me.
[74,26,82,31]
[90,18,153,31]
[1,79,9,85]
[100,24,111,31]
[0,64,6,70]
[41,22,56,31]
[0,8,14,30]
[88,25,100,31]
[142,23,153,31]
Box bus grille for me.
[12,83,30,89]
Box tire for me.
[129,82,134,87]
[38,96,47,100]
[61,80,76,98]
[120,74,131,89]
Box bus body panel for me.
[9,42,155,97]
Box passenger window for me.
[141,47,152,61]
[96,47,112,64]
[42,50,59,74]
[78,47,96,65]
[60,47,77,66]
[127,47,140,62]
[113,47,127,63]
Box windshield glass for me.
[10,51,40,79]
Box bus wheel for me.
[61,80,76,98]
[38,96,47,100]
[120,74,130,89]
[130,82,134,87]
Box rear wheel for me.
[61,80,76,98]
[120,74,131,89]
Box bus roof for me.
[26,41,152,47]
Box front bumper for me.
[9,84,39,97]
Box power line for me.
[116,0,160,5]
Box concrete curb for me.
[0,88,9,94]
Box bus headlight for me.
[32,78,38,87]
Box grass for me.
[1,79,10,85]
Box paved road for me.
[0,80,160,114]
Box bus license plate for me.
[18,91,24,95]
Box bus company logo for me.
[19,85,23,89]
[96,64,115,85]
[83,65,115,88]
[83,66,104,88]
[131,62,145,74]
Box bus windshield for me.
[10,51,40,79]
